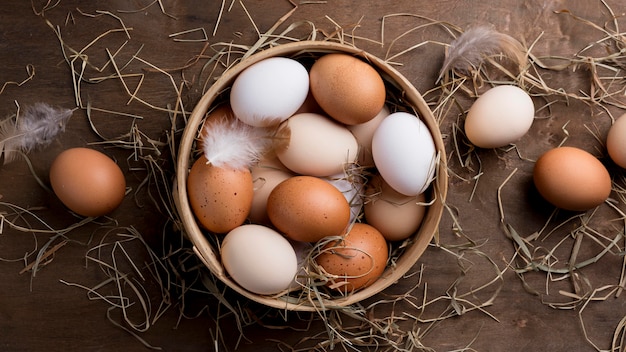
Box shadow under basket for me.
[174,40,448,312]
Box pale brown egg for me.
[315,223,388,292]
[266,175,350,243]
[347,105,390,167]
[309,53,386,125]
[49,147,126,217]
[249,156,294,225]
[606,113,626,168]
[364,175,427,241]
[187,155,253,233]
[274,112,358,177]
[533,146,611,211]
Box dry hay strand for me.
[0,64,36,95]
[20,1,625,351]
[422,6,626,331]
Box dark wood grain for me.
[1,1,625,351]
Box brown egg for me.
[187,155,253,233]
[294,89,324,115]
[309,53,386,125]
[50,147,126,217]
[364,175,427,241]
[266,175,350,242]
[196,104,235,152]
[315,223,388,292]
[533,146,611,211]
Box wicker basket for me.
[174,40,448,311]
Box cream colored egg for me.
[249,156,294,224]
[607,113,626,168]
[275,113,358,177]
[465,85,535,148]
[221,224,299,295]
[348,105,390,167]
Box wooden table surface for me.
[1,1,625,351]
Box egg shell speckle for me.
[533,146,611,211]
[315,223,388,292]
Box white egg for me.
[276,112,358,177]
[230,57,309,127]
[221,224,298,295]
[372,112,436,196]
[464,85,535,148]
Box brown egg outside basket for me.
[175,41,448,312]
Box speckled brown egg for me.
[315,223,388,292]
[533,146,611,211]
[266,175,350,242]
[187,155,253,233]
[49,147,126,217]
[309,53,386,125]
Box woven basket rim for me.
[174,40,449,311]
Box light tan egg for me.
[606,113,626,168]
[275,112,358,177]
[249,156,294,224]
[364,175,427,242]
[464,85,535,148]
[347,105,390,167]
[221,224,299,295]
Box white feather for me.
[0,103,73,165]
[201,117,272,170]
